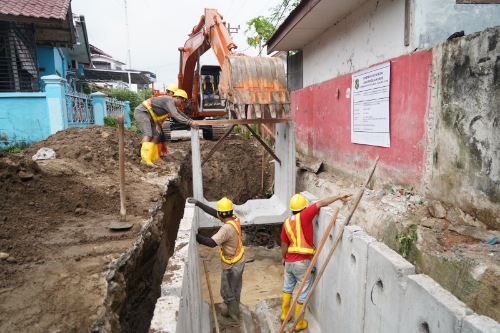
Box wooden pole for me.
[203,260,220,333]
[277,208,340,332]
[284,156,380,333]
[118,114,126,222]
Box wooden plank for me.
[195,118,291,125]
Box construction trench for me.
[83,123,499,333]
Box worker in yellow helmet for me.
[156,83,179,159]
[280,192,352,331]
[133,89,198,167]
[188,196,245,328]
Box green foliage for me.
[245,16,275,54]
[245,0,301,51]
[3,146,23,154]
[397,224,418,258]
[104,117,119,128]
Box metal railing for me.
[105,97,127,118]
[66,88,94,125]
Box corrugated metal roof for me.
[0,0,71,20]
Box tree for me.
[244,0,301,53]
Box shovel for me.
[108,114,134,230]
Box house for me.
[0,0,134,148]
[266,0,499,326]
[84,44,156,91]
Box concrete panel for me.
[364,242,416,333]
[399,274,473,333]
[462,314,500,333]
[313,222,376,333]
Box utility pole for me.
[124,0,132,87]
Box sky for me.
[71,0,282,90]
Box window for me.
[0,21,40,92]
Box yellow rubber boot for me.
[294,303,308,331]
[152,143,164,163]
[140,142,158,168]
[280,292,292,321]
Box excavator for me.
[156,8,290,140]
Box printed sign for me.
[351,62,391,147]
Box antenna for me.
[124,0,132,69]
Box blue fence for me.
[0,75,131,148]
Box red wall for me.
[291,50,432,185]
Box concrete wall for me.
[150,195,500,332]
[424,27,500,230]
[414,0,500,50]
[292,50,432,186]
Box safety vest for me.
[284,213,315,255]
[142,98,170,124]
[203,82,214,93]
[219,217,245,264]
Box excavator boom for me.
[178,8,290,119]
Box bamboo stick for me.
[203,260,220,333]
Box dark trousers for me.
[220,262,245,304]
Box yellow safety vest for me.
[219,217,245,264]
[284,213,315,255]
[142,98,170,124]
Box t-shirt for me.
[212,221,245,270]
[280,203,319,262]
[136,96,192,126]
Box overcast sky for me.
[71,0,281,89]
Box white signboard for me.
[351,62,391,147]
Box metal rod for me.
[203,260,220,333]
[278,208,340,333]
[201,125,236,166]
[284,156,380,333]
[244,124,281,165]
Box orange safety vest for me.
[219,217,245,264]
[142,98,170,124]
[284,213,315,255]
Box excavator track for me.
[202,125,230,141]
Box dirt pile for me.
[0,126,272,332]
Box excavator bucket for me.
[218,55,291,119]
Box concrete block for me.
[399,275,473,333]
[314,224,375,333]
[462,314,500,333]
[364,242,416,333]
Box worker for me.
[202,76,217,101]
[134,89,198,167]
[188,197,245,328]
[157,83,179,159]
[280,192,352,331]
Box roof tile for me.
[0,0,71,20]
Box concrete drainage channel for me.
[89,175,192,332]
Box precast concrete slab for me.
[462,314,500,333]
[364,242,416,333]
[191,122,296,227]
[399,274,474,333]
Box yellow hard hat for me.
[290,194,308,211]
[166,83,178,92]
[216,197,233,212]
[173,89,188,100]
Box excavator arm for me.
[177,8,290,119]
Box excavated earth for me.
[0,125,498,332]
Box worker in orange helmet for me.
[156,83,179,159]
[133,89,198,167]
[188,196,245,328]
[280,192,352,331]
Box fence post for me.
[90,92,107,125]
[42,75,68,134]
[124,101,131,127]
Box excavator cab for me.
[199,65,227,112]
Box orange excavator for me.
[157,8,290,140]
